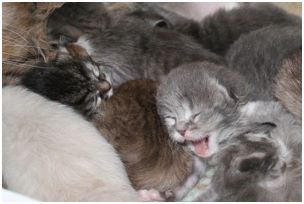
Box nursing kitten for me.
[156,62,250,158]
[46,3,224,87]
[274,49,302,123]
[22,43,113,117]
[226,25,301,101]
[3,86,139,202]
[196,101,301,201]
[140,3,301,56]
[3,2,62,86]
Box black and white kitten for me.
[195,101,301,201]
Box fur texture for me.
[3,3,63,86]
[274,49,302,123]
[226,25,301,101]
[197,102,301,201]
[3,86,139,202]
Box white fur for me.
[75,36,94,56]
[3,86,139,202]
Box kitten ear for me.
[236,152,269,173]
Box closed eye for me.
[164,116,176,126]
[193,112,201,121]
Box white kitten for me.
[3,86,139,202]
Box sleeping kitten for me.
[156,61,250,158]
[3,2,62,86]
[46,3,224,87]
[226,25,301,101]
[3,86,139,202]
[139,3,301,56]
[195,101,301,201]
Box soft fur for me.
[274,49,302,123]
[3,3,63,86]
[226,25,301,101]
[3,86,139,202]
[195,102,301,201]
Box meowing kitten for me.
[3,2,62,86]
[3,86,139,201]
[226,25,301,101]
[156,61,250,158]
[274,49,302,123]
[195,101,301,201]
[139,3,301,56]
[46,3,224,87]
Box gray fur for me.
[195,102,301,201]
[156,62,249,157]
[226,25,301,101]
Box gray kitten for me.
[156,61,250,158]
[226,25,301,101]
[195,101,301,201]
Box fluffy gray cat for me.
[156,61,250,158]
[195,101,301,201]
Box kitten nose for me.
[98,81,111,94]
[178,129,187,137]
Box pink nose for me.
[178,129,186,137]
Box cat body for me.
[46,3,224,87]
[140,3,301,56]
[196,101,301,201]
[226,25,301,101]
[3,86,139,202]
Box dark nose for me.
[178,129,187,137]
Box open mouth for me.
[191,136,209,157]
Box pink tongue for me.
[192,138,208,157]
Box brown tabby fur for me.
[274,49,302,123]
[3,3,63,86]
[93,80,193,191]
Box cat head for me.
[156,62,243,158]
[22,42,112,117]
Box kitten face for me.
[157,62,238,158]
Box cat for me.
[46,3,224,87]
[195,101,301,201]
[139,3,301,56]
[2,2,62,86]
[22,54,206,201]
[226,25,301,101]
[2,86,139,202]
[156,61,250,158]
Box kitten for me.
[46,3,224,87]
[274,49,302,123]
[156,61,250,158]
[226,25,301,101]
[3,2,62,86]
[3,86,139,202]
[195,101,301,201]
[22,43,113,117]
[139,3,301,56]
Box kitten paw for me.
[138,189,166,202]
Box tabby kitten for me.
[195,101,301,201]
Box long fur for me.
[3,86,139,202]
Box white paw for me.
[138,189,166,202]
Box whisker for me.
[3,61,47,69]
[3,27,30,43]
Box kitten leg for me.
[171,156,206,201]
